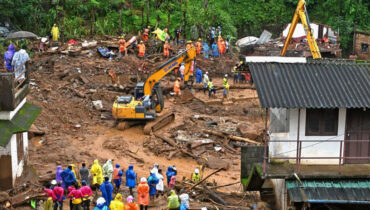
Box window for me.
[306,109,338,136]
[361,43,368,53]
[16,133,24,164]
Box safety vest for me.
[138,44,145,55]
[192,173,200,182]
[223,78,229,89]
[196,42,202,54]
[118,39,126,52]
[113,168,120,180]
[208,81,213,89]
[174,81,180,92]
[164,43,170,55]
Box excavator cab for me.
[134,82,145,100]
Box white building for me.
[0,67,40,190]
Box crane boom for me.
[281,0,321,59]
[144,47,196,96]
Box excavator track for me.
[143,111,175,135]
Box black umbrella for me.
[6,31,38,40]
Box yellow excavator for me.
[281,0,321,59]
[112,47,196,134]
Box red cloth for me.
[53,186,64,201]
[44,188,56,200]
[68,39,78,44]
[68,189,83,199]
[80,186,93,197]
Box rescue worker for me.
[109,193,124,210]
[223,74,230,98]
[173,78,181,96]
[166,166,175,186]
[113,164,123,193]
[68,185,83,210]
[94,197,108,210]
[208,78,216,98]
[192,169,200,182]
[232,64,238,84]
[169,175,176,190]
[151,163,159,178]
[137,41,145,57]
[217,36,226,54]
[179,63,185,81]
[186,40,193,50]
[91,159,103,187]
[80,180,93,210]
[163,28,170,41]
[195,38,202,55]
[4,43,15,72]
[51,24,59,41]
[118,36,127,57]
[43,185,56,210]
[142,26,150,41]
[167,190,180,210]
[211,42,219,57]
[53,182,65,210]
[137,177,150,210]
[70,164,80,185]
[210,27,215,45]
[100,177,114,206]
[202,41,210,59]
[56,166,64,188]
[79,163,90,186]
[60,165,76,188]
[195,67,203,84]
[203,71,209,94]
[179,189,190,210]
[103,159,114,182]
[156,169,164,198]
[147,170,159,201]
[126,165,136,195]
[163,41,170,57]
[125,195,139,210]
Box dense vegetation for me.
[1,0,369,55]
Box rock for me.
[237,123,264,140]
[0,191,10,203]
[92,100,103,110]
[206,156,230,170]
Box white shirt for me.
[179,193,189,208]
[156,173,164,191]
[203,74,209,84]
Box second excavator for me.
[112,46,196,134]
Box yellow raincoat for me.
[90,159,103,185]
[51,24,59,41]
[109,193,125,210]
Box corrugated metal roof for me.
[286,179,370,204]
[249,63,370,108]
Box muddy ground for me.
[7,41,268,209]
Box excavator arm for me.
[281,0,321,59]
[143,46,196,96]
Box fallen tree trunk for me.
[154,133,199,159]
[203,129,261,145]
[204,185,228,206]
[209,181,240,189]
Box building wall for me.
[270,108,346,164]
[10,132,28,186]
[355,32,370,60]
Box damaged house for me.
[241,57,370,209]
[0,63,41,190]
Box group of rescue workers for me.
[43,160,202,210]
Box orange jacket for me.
[164,43,170,56]
[125,203,139,210]
[118,39,126,52]
[137,182,149,206]
[218,39,225,54]
[195,42,202,54]
[173,80,180,92]
[138,44,145,56]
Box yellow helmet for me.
[198,38,202,41]
[140,40,143,43]
[240,61,243,64]
[187,40,192,43]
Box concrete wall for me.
[9,132,28,186]
[270,108,346,164]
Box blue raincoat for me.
[125,165,136,188]
[196,68,203,83]
[202,42,210,59]
[99,181,114,206]
[4,44,15,71]
[166,167,175,185]
[212,43,219,57]
[60,168,76,188]
[147,173,159,196]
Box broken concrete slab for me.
[206,156,230,170]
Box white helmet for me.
[141,177,147,182]
[206,71,209,74]
[225,74,228,78]
[51,180,57,185]
[195,169,199,174]
[97,197,106,205]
